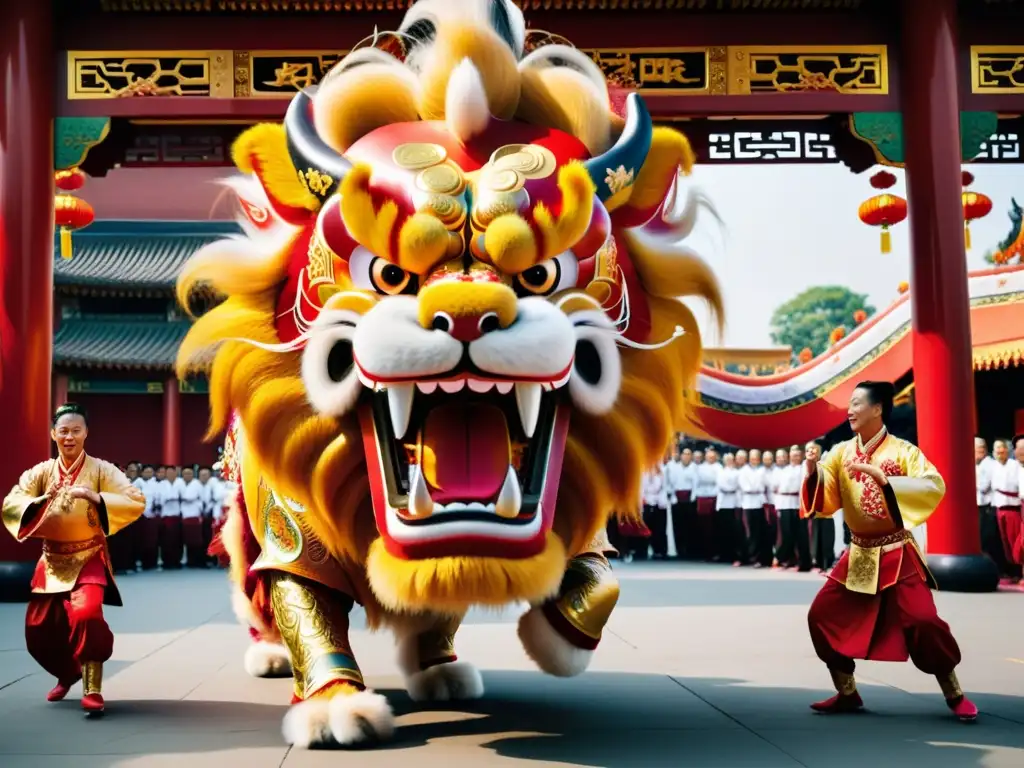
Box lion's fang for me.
[387,383,415,439]
[515,383,542,438]
[495,466,522,519]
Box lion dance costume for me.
[178,0,721,748]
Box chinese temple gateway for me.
[2,0,1023,595]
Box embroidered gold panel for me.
[970,46,1024,94]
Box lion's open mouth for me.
[359,373,570,560]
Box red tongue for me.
[420,403,510,504]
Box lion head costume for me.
[177,0,721,748]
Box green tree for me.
[770,286,875,359]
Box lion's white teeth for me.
[408,465,434,518]
[552,370,571,389]
[468,378,493,393]
[515,383,542,438]
[495,465,522,519]
[417,382,438,394]
[440,379,466,394]
[496,382,514,395]
[387,383,415,439]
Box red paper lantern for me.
[962,191,993,250]
[54,168,86,191]
[798,347,813,364]
[853,309,867,325]
[869,170,897,190]
[858,193,908,254]
[829,326,846,345]
[54,194,95,259]
[962,170,975,187]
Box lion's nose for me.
[418,280,517,342]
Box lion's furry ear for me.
[231,124,319,220]
[516,68,612,156]
[313,60,420,152]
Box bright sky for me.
[680,162,1023,348]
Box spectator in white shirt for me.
[775,445,812,571]
[664,447,698,560]
[716,452,742,565]
[806,442,836,572]
[695,448,721,561]
[158,465,186,569]
[641,464,671,560]
[975,437,1003,571]
[738,449,770,567]
[991,438,1021,582]
[135,464,161,571]
[180,466,206,568]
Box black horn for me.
[583,93,653,203]
[284,89,352,203]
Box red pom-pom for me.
[962,170,974,187]
[870,170,897,190]
[54,168,86,191]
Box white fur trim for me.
[300,308,363,418]
[467,297,576,379]
[353,296,464,380]
[405,662,485,703]
[282,699,333,749]
[328,689,395,746]
[517,605,594,678]
[243,641,293,678]
[446,59,490,143]
[231,586,271,635]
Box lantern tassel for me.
[964,222,972,250]
[880,228,891,254]
[60,227,72,259]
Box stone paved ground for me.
[0,562,1022,767]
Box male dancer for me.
[2,403,145,714]
[801,381,977,721]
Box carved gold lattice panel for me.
[583,47,726,95]
[243,51,348,97]
[971,46,1024,94]
[727,46,888,95]
[67,51,233,98]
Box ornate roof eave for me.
[95,0,875,12]
[55,360,175,371]
[55,284,175,297]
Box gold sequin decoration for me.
[555,555,620,641]
[393,143,447,170]
[420,193,466,228]
[416,613,462,669]
[299,168,334,197]
[270,573,364,699]
[844,543,881,595]
[417,163,465,195]
[82,662,103,696]
[306,228,337,286]
[829,669,857,696]
[937,671,964,700]
[264,501,302,565]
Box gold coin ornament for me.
[417,163,465,195]
[393,143,447,170]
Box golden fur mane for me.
[176,31,722,567]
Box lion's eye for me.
[514,252,578,298]
[349,246,418,296]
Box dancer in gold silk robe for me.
[800,381,977,722]
[2,403,145,715]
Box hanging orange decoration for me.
[829,326,846,346]
[858,193,908,254]
[798,347,813,364]
[54,168,86,192]
[54,195,95,259]
[853,309,867,325]
[898,281,909,295]
[961,190,992,250]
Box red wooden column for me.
[0,0,53,599]
[899,0,998,592]
[163,376,181,467]
[52,373,69,411]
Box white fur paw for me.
[244,640,293,678]
[517,605,594,678]
[282,690,395,748]
[328,689,395,746]
[405,661,484,703]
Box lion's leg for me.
[518,550,620,677]
[392,611,484,703]
[271,572,394,748]
[222,488,293,678]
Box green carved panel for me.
[849,111,1001,168]
[54,117,111,170]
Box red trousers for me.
[160,515,183,568]
[808,550,961,676]
[997,507,1022,567]
[25,583,113,682]
[183,517,206,568]
[137,516,160,570]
